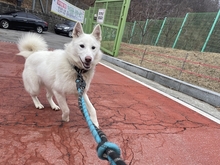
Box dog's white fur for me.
[17,22,102,127]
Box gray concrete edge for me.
[102,54,220,108]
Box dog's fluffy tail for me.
[17,33,48,59]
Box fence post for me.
[155,17,167,46]
[140,19,149,43]
[83,9,88,32]
[172,13,189,48]
[201,10,220,52]
[144,19,149,34]
[114,0,131,56]
[129,21,136,44]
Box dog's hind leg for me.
[46,89,60,110]
[53,91,70,122]
[83,93,99,128]
[23,71,44,109]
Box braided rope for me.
[75,69,126,165]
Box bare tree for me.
[126,0,220,44]
[128,0,220,21]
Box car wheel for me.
[0,20,10,29]
[36,26,43,34]
[68,31,73,37]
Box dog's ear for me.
[92,24,102,41]
[72,22,84,38]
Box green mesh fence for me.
[129,21,146,44]
[205,15,220,53]
[97,1,124,55]
[175,12,216,51]
[83,7,94,33]
[122,22,134,43]
[124,20,164,45]
[124,11,220,53]
[104,2,123,26]
[83,0,130,56]
[142,20,163,45]
[156,17,184,48]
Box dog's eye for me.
[80,44,85,48]
[92,46,96,50]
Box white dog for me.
[17,22,102,127]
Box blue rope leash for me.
[75,67,126,165]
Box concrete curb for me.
[102,54,220,107]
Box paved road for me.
[0,28,71,49]
[0,28,220,165]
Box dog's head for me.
[66,22,102,71]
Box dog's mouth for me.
[80,58,91,70]
[83,62,91,70]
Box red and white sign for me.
[51,0,85,23]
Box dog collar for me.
[73,65,88,74]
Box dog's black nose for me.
[85,56,92,63]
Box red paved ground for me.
[0,42,220,165]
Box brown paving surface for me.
[0,41,220,165]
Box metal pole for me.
[172,13,189,48]
[140,19,149,44]
[140,47,147,65]
[39,0,45,13]
[32,0,35,11]
[129,21,136,44]
[46,0,48,13]
[143,19,149,34]
[155,17,167,46]
[114,0,131,56]
[201,10,220,52]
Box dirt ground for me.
[118,43,220,94]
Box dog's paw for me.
[35,104,44,109]
[51,105,60,111]
[90,116,99,128]
[62,115,69,122]
[93,121,99,128]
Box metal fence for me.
[83,0,130,56]
[122,11,220,53]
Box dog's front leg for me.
[83,93,99,128]
[53,91,70,122]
